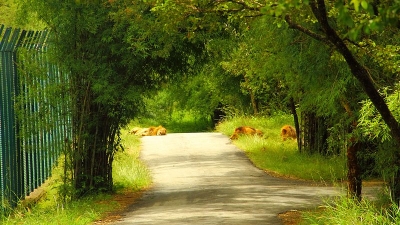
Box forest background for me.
[1,0,400,223]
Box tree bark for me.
[289,97,301,151]
[341,99,362,201]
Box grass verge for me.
[218,115,398,225]
[217,114,346,182]
[1,126,151,225]
[301,195,400,225]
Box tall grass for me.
[114,125,151,191]
[217,114,346,182]
[1,125,151,225]
[219,115,400,224]
[302,195,400,224]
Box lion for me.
[130,127,150,136]
[129,125,167,136]
[280,125,297,141]
[230,126,263,140]
[147,125,167,136]
[129,127,142,135]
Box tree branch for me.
[284,15,333,47]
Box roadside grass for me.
[113,127,151,192]
[218,114,399,225]
[1,125,151,225]
[301,195,400,225]
[1,194,117,225]
[217,114,346,182]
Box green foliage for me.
[12,0,400,204]
[113,126,151,191]
[303,196,400,225]
[217,115,346,181]
[130,90,214,133]
[1,125,151,224]
[16,0,210,197]
[0,0,46,29]
[358,85,400,183]
[359,85,400,142]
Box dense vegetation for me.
[1,0,400,222]
[1,126,150,224]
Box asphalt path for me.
[113,133,369,224]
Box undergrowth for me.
[218,114,398,224]
[302,195,400,225]
[217,114,346,182]
[1,126,151,224]
[130,110,213,133]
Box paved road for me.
[113,133,357,224]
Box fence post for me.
[0,25,67,209]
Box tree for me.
[150,0,400,201]
[18,0,207,198]
[267,0,400,201]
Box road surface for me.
[114,133,370,224]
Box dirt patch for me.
[93,190,146,224]
[279,210,302,225]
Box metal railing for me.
[0,25,68,208]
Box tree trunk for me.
[70,74,116,198]
[347,138,362,200]
[289,97,301,151]
[300,112,328,154]
[243,76,258,115]
[341,99,362,200]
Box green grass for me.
[219,115,400,224]
[217,114,346,182]
[302,195,400,225]
[114,127,152,191]
[1,126,151,225]
[2,113,386,224]
[2,195,117,225]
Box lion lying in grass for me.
[280,125,297,141]
[130,125,167,136]
[230,126,263,140]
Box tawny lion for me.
[129,127,150,136]
[280,125,297,141]
[230,126,263,140]
[129,125,167,136]
[148,125,167,136]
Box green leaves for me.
[358,85,400,142]
[350,0,369,12]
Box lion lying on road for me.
[149,125,167,136]
[280,125,297,141]
[129,125,167,136]
[230,126,263,140]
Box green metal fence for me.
[0,25,68,208]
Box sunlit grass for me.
[217,114,346,182]
[302,195,400,225]
[114,125,152,191]
[1,183,118,225]
[2,194,117,225]
[218,114,400,224]
[1,125,151,225]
